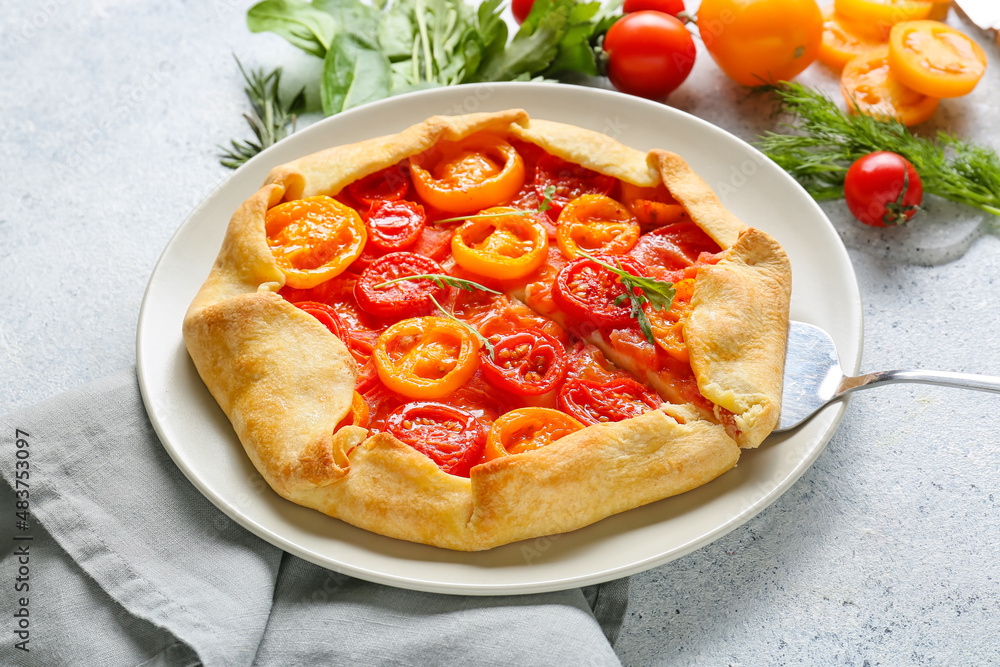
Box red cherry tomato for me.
[557,377,661,426]
[552,255,649,330]
[347,165,409,207]
[512,0,535,24]
[480,330,568,396]
[628,222,722,273]
[622,0,685,17]
[354,252,450,318]
[603,11,696,99]
[366,199,427,253]
[347,336,380,393]
[844,151,923,227]
[384,402,487,477]
[534,154,615,215]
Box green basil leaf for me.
[247,0,337,58]
[321,35,391,115]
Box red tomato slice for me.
[480,330,568,396]
[552,255,649,330]
[384,402,487,477]
[354,252,450,318]
[292,301,349,341]
[534,154,615,214]
[366,199,427,253]
[557,377,662,426]
[347,164,410,207]
[629,222,721,274]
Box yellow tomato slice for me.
[834,0,932,39]
[888,21,987,98]
[483,407,584,461]
[556,194,641,259]
[265,196,367,289]
[336,391,370,430]
[841,45,939,126]
[451,207,549,279]
[374,317,480,400]
[619,182,687,226]
[819,5,885,70]
[645,278,695,363]
[409,134,525,215]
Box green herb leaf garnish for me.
[428,295,495,360]
[373,273,501,294]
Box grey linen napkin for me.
[0,369,628,666]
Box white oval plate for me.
[137,82,863,595]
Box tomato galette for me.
[183,109,791,551]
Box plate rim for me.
[137,81,864,595]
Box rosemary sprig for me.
[756,82,1000,217]
[428,294,495,359]
[434,185,557,224]
[218,57,306,169]
[373,273,501,294]
[577,250,676,346]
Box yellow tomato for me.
[841,45,939,125]
[818,5,885,70]
[336,392,370,430]
[409,134,525,215]
[888,21,987,98]
[556,194,640,259]
[483,407,584,461]
[834,0,932,39]
[451,208,549,279]
[619,182,688,226]
[374,317,480,400]
[698,0,824,86]
[645,278,695,363]
[265,196,367,289]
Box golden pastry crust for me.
[183,109,791,550]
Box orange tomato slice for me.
[265,196,367,289]
[374,316,481,400]
[841,45,939,125]
[451,208,549,279]
[483,407,584,461]
[833,0,932,39]
[888,21,987,98]
[619,182,687,226]
[818,5,885,70]
[409,134,525,215]
[645,278,695,363]
[336,391,370,430]
[556,194,641,259]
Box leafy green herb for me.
[537,184,556,213]
[756,82,1000,217]
[225,0,622,166]
[577,250,675,346]
[218,58,306,169]
[373,273,501,294]
[428,295,495,359]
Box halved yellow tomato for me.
[888,21,987,98]
[619,182,687,226]
[265,196,367,289]
[645,278,695,363]
[451,208,549,279]
[373,316,480,399]
[336,391,370,430]
[556,194,641,259]
[833,0,932,39]
[409,134,525,214]
[483,407,584,461]
[818,5,885,70]
[841,45,939,125]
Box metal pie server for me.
[775,320,1000,432]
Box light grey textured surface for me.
[1,1,999,665]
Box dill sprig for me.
[755,82,1000,217]
[218,57,306,169]
[577,251,676,346]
